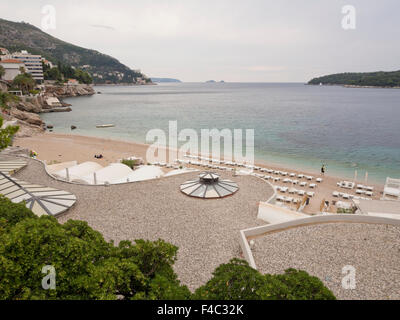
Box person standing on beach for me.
[321,164,326,175]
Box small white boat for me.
[96,124,115,128]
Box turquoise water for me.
[41,83,400,184]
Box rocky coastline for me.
[1,84,95,137]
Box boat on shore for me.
[96,124,115,128]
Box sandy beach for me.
[14,132,384,214]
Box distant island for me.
[150,78,182,83]
[308,71,400,88]
[206,80,225,83]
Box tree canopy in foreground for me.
[0,197,335,300]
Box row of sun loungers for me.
[332,191,372,200]
[337,181,375,191]
[356,184,374,191]
[275,186,315,197]
[337,181,356,189]
[276,195,301,204]
[176,159,234,171]
[181,156,322,182]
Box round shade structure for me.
[180,172,239,199]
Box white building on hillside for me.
[12,50,44,82]
[0,59,25,81]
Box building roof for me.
[0,59,24,64]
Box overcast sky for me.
[1,0,399,82]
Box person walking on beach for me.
[321,164,326,176]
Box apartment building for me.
[12,50,44,82]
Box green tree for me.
[193,259,265,300]
[259,269,336,300]
[74,68,93,84]
[12,73,35,94]
[0,65,5,79]
[0,117,19,150]
[44,67,62,81]
[194,259,335,300]
[0,91,20,110]
[0,197,190,300]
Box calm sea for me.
[41,83,400,184]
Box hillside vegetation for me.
[0,18,149,84]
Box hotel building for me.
[12,50,44,82]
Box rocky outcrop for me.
[10,108,44,127]
[1,83,95,138]
[44,84,96,98]
[14,120,45,137]
[16,100,42,113]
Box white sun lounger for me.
[279,187,289,193]
[285,197,293,203]
[276,195,285,202]
[332,191,339,197]
[297,190,305,196]
[309,183,317,189]
[316,178,323,183]
[306,191,315,198]
[299,182,307,187]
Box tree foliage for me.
[0,91,20,110]
[43,61,92,84]
[0,197,190,300]
[194,259,335,300]
[0,117,19,150]
[12,73,35,94]
[0,198,335,300]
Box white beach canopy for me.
[164,168,198,177]
[53,161,103,181]
[81,163,133,184]
[113,165,164,183]
[46,161,77,174]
